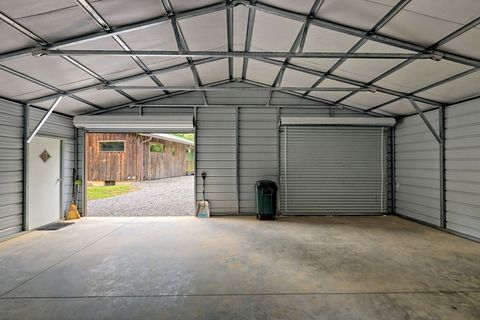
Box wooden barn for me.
[86,133,194,183]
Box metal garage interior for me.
[0,0,479,318]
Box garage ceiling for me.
[0,0,479,116]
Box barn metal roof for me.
[0,0,479,117]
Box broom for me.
[65,168,81,220]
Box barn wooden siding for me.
[142,138,188,180]
[86,133,189,182]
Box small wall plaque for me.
[39,149,51,163]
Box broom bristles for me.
[65,202,81,220]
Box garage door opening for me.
[84,132,195,217]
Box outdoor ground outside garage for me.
[0,216,479,319]
[87,176,195,216]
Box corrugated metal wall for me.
[395,111,441,226]
[280,126,387,215]
[238,108,278,213]
[29,109,76,215]
[0,100,24,239]
[195,107,237,214]
[445,99,480,238]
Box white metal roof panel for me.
[179,10,227,51]
[376,60,471,95]
[156,67,196,87]
[417,71,480,103]
[281,68,319,88]
[0,69,56,101]
[260,0,316,15]
[378,99,435,115]
[343,91,398,110]
[245,59,281,85]
[378,1,480,47]
[36,96,97,115]
[439,28,480,60]
[309,79,358,102]
[2,55,99,91]
[316,0,399,30]
[196,59,228,85]
[334,41,413,83]
[251,11,303,52]
[87,0,167,27]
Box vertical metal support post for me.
[235,107,240,214]
[276,108,281,214]
[22,104,29,231]
[390,126,396,214]
[193,106,198,208]
[439,106,446,228]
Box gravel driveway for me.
[87,176,195,216]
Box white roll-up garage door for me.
[73,115,194,132]
[280,126,388,215]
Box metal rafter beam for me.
[242,5,256,79]
[76,0,167,94]
[0,64,103,109]
[433,16,480,48]
[367,68,479,112]
[2,0,479,69]
[0,10,119,107]
[253,57,442,106]
[409,98,442,143]
[241,78,388,117]
[26,57,221,104]
[337,13,480,107]
[100,85,371,92]
[0,11,47,45]
[162,0,203,87]
[87,78,234,115]
[304,0,412,96]
[267,22,309,106]
[298,0,325,53]
[35,49,441,60]
[249,1,480,68]
[226,2,234,79]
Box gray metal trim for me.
[242,6,256,80]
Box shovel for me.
[196,172,210,218]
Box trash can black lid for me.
[255,180,278,190]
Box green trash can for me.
[255,180,278,220]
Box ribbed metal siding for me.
[238,108,278,213]
[280,126,387,215]
[395,112,441,226]
[196,108,237,214]
[29,109,75,215]
[0,100,23,239]
[445,100,480,238]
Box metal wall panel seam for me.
[22,104,29,231]
[439,106,446,228]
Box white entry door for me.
[28,136,61,229]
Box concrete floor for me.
[0,216,479,320]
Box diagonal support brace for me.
[27,96,63,143]
[408,98,442,144]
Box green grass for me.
[87,184,138,200]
